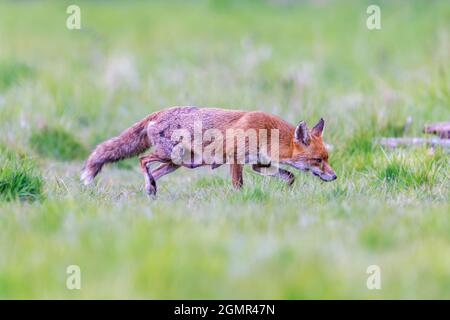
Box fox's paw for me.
[146,186,157,197]
[145,181,157,197]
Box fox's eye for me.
[315,158,322,163]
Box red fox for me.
[81,106,336,195]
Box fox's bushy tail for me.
[81,113,157,185]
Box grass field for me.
[0,0,449,299]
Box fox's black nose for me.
[330,174,337,181]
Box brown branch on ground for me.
[375,137,450,149]
[424,122,450,139]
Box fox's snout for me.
[314,170,337,182]
[310,162,337,182]
[319,161,337,182]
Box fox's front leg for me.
[252,164,295,186]
[230,164,244,189]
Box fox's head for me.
[285,118,336,182]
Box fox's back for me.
[146,106,295,162]
[150,106,293,135]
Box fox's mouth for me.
[312,171,337,182]
[283,161,337,181]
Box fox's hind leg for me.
[139,153,169,196]
[230,164,244,189]
[151,162,180,180]
[252,164,295,186]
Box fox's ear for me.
[294,121,310,145]
[311,118,325,136]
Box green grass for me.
[0,145,43,202]
[0,60,34,90]
[29,126,87,160]
[0,0,449,299]
[373,148,447,189]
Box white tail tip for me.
[80,169,94,185]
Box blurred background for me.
[0,0,449,299]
